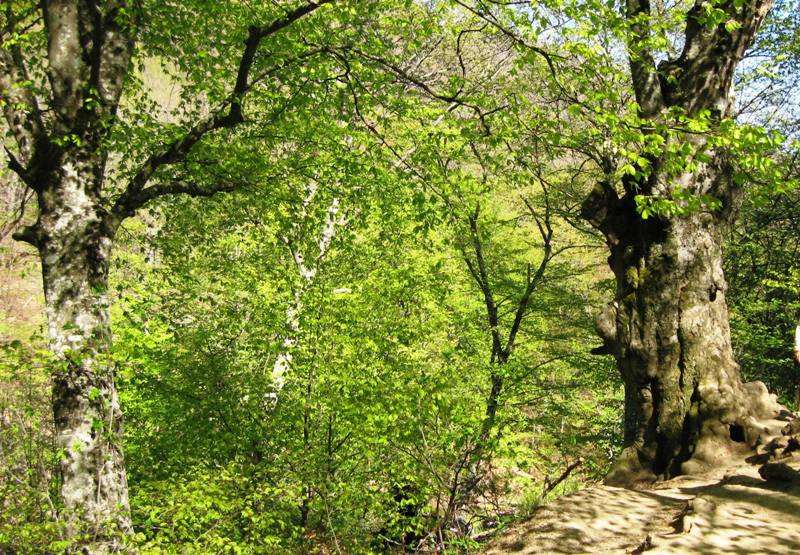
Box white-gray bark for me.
[268,183,343,407]
[0,2,335,550]
[39,156,131,546]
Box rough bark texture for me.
[38,152,131,547]
[3,2,137,547]
[583,0,779,486]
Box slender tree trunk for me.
[451,197,553,514]
[268,188,342,407]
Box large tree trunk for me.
[584,158,778,486]
[582,0,779,487]
[35,152,131,550]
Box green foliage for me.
[727,187,800,406]
[111,155,618,555]
[0,339,64,554]
[12,0,800,552]
[131,463,306,554]
[3,1,625,550]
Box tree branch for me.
[112,0,333,220]
[661,0,773,115]
[466,204,504,361]
[43,0,85,126]
[92,2,136,113]
[332,44,503,135]
[0,14,47,171]
[626,0,664,117]
[107,179,244,233]
[542,458,583,498]
[11,224,40,247]
[451,0,563,86]
[504,194,553,355]
[4,146,35,188]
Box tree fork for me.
[581,0,783,487]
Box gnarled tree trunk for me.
[585,157,778,485]
[583,0,780,486]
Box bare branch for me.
[332,44,503,135]
[542,458,583,498]
[451,0,563,86]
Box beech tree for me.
[582,0,783,485]
[0,0,377,549]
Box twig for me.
[542,458,583,499]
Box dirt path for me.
[484,416,800,555]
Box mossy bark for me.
[584,0,777,487]
[584,159,778,486]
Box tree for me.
[0,0,381,548]
[581,0,782,485]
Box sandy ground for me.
[484,418,800,555]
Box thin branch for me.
[467,203,503,360]
[109,178,252,231]
[451,0,563,86]
[0,180,34,242]
[542,458,583,499]
[331,44,503,134]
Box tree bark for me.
[583,0,779,486]
[268,184,343,408]
[35,152,131,548]
[585,158,779,485]
[1,2,333,549]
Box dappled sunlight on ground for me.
[647,471,800,554]
[485,485,688,554]
[485,418,800,554]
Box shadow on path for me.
[485,456,800,554]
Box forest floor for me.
[483,413,800,554]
